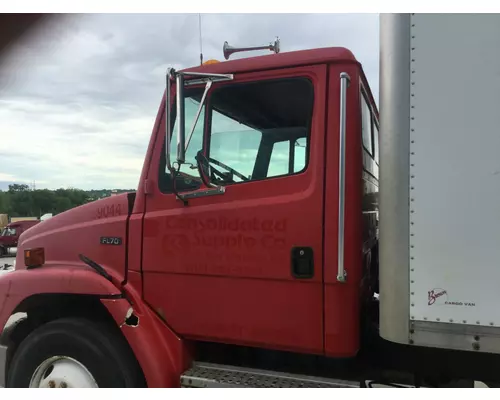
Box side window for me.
[361,94,372,155]
[170,95,205,179]
[294,138,307,173]
[373,121,379,164]
[159,78,313,192]
[259,137,306,178]
[207,78,313,185]
[268,141,290,177]
[5,228,16,236]
[159,88,205,194]
[209,110,262,182]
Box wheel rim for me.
[29,356,98,388]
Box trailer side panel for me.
[408,14,500,352]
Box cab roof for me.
[181,47,359,75]
[178,46,378,118]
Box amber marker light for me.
[24,248,45,268]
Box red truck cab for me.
[0,46,379,388]
[0,220,39,256]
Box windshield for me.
[1,227,17,237]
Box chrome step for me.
[180,362,360,388]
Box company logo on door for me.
[428,288,447,305]
[427,288,476,307]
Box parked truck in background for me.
[0,220,39,257]
[0,13,498,388]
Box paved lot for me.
[0,255,15,277]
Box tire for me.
[7,317,145,388]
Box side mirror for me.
[165,69,187,167]
[175,73,186,164]
[165,68,233,173]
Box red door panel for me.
[142,65,327,354]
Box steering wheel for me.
[196,152,249,184]
[208,157,249,182]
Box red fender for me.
[101,295,191,388]
[0,267,191,388]
[101,270,191,388]
[0,266,121,332]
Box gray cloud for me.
[0,13,379,190]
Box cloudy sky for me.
[0,13,379,190]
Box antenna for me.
[199,14,203,65]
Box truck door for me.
[142,65,327,354]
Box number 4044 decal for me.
[96,204,123,219]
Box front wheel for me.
[7,317,145,388]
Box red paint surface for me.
[144,274,323,353]
[322,64,364,356]
[127,214,143,273]
[15,194,130,282]
[0,266,121,338]
[102,275,189,388]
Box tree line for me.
[0,184,133,218]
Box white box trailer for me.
[380,13,500,354]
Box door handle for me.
[291,247,314,279]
